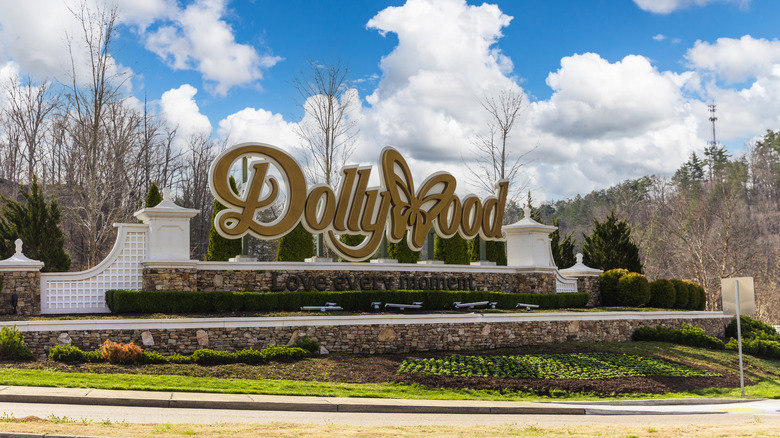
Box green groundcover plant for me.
[397,352,720,380]
[105,289,589,314]
[631,324,725,350]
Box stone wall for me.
[18,313,730,357]
[174,267,558,294]
[576,276,601,307]
[0,271,40,316]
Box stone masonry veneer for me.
[0,271,40,316]
[14,312,730,358]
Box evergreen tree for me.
[434,233,469,265]
[467,238,507,265]
[550,218,576,268]
[144,182,163,207]
[205,177,242,261]
[0,176,70,272]
[276,222,313,261]
[582,211,642,273]
[337,234,368,262]
[388,231,420,263]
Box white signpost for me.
[721,277,755,397]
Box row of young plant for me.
[600,269,706,309]
[632,316,780,360]
[105,289,590,314]
[49,336,319,365]
[397,352,720,380]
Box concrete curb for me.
[0,386,588,415]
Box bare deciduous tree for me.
[293,60,358,186]
[466,89,532,201]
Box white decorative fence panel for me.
[40,224,148,314]
[555,270,578,293]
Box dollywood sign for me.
[208,143,508,262]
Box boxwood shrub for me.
[648,279,676,308]
[632,323,724,350]
[616,273,650,307]
[599,268,629,306]
[105,289,590,314]
[669,279,690,309]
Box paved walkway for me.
[0,385,774,416]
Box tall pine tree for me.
[145,182,163,207]
[205,177,242,261]
[582,211,642,273]
[0,176,70,272]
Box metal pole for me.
[735,279,745,397]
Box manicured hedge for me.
[631,323,725,350]
[50,344,313,365]
[648,279,676,309]
[616,273,650,307]
[105,289,590,314]
[599,268,629,306]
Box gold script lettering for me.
[208,143,509,262]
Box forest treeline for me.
[539,134,779,323]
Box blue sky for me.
[1,0,779,201]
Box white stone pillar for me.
[503,207,557,270]
[133,188,199,263]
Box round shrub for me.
[599,268,629,306]
[648,279,676,308]
[694,284,707,310]
[670,279,690,309]
[49,345,85,362]
[616,273,651,307]
[684,281,700,310]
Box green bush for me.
[683,281,699,310]
[695,284,707,310]
[276,223,313,262]
[726,336,780,359]
[631,323,724,350]
[142,351,167,364]
[205,176,242,261]
[468,238,507,266]
[599,268,629,306]
[294,336,319,354]
[434,234,469,265]
[49,345,85,362]
[106,289,590,314]
[0,326,33,360]
[388,231,420,264]
[261,345,308,362]
[648,279,676,308]
[191,349,236,365]
[669,279,690,309]
[234,348,265,365]
[167,353,192,364]
[726,315,779,340]
[616,273,650,307]
[84,350,103,363]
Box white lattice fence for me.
[555,270,578,293]
[40,224,148,314]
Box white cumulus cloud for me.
[160,84,212,141]
[145,0,281,96]
[633,0,750,14]
[217,107,298,149]
[685,35,780,83]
